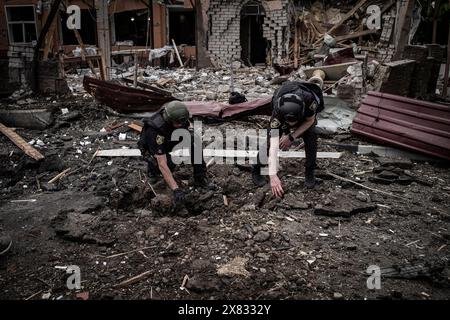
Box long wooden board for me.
[0,122,45,161]
[96,148,343,159]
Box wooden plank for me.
[381,0,396,15]
[172,39,183,67]
[0,123,44,161]
[431,0,442,43]
[96,0,111,80]
[294,20,299,69]
[128,123,143,133]
[121,78,173,96]
[98,50,106,81]
[48,168,71,184]
[73,28,98,77]
[335,29,379,43]
[314,0,369,45]
[43,20,57,61]
[96,149,142,157]
[114,270,152,288]
[393,0,415,60]
[96,148,343,159]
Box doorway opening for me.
[169,8,195,46]
[240,2,267,66]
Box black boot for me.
[194,173,217,190]
[146,157,161,184]
[252,165,267,187]
[147,166,160,184]
[148,173,160,184]
[304,169,316,189]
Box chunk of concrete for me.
[0,109,53,130]
[316,96,356,135]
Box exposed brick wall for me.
[207,0,290,65]
[262,0,290,64]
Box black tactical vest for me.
[272,81,325,113]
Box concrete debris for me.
[0,0,449,302]
[217,257,250,278]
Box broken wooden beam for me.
[73,28,98,78]
[114,270,152,288]
[0,122,44,161]
[326,171,406,200]
[393,0,415,60]
[31,0,63,92]
[172,39,183,67]
[223,195,229,206]
[128,123,143,133]
[314,0,369,45]
[335,29,379,43]
[121,78,173,96]
[48,168,71,184]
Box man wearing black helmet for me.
[138,101,208,206]
[252,81,324,198]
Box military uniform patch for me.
[156,135,165,145]
[270,118,281,129]
[309,101,318,112]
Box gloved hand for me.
[173,188,186,205]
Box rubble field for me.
[1,66,450,300]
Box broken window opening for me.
[60,9,97,45]
[5,5,38,44]
[114,9,151,46]
[240,3,267,66]
[168,7,195,46]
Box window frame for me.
[5,5,39,44]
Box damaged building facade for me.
[0,0,198,94]
[207,0,293,66]
[0,0,449,98]
[0,0,450,302]
[0,0,297,93]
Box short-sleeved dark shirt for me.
[139,111,189,156]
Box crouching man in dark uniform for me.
[138,101,209,206]
[252,81,324,198]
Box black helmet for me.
[277,93,305,122]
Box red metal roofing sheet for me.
[184,98,272,119]
[351,91,450,160]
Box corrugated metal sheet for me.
[351,91,450,160]
[83,76,272,119]
[83,76,175,113]
[184,98,272,120]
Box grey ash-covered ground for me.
[0,92,449,300]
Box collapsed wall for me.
[207,0,291,65]
[6,44,68,95]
